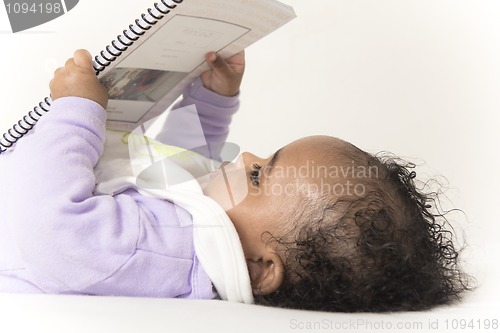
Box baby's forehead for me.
[289,135,353,154]
[282,136,355,166]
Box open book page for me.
[101,15,249,123]
[98,0,296,131]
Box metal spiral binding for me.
[0,97,52,154]
[92,0,183,75]
[0,0,183,154]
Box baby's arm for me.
[155,51,245,160]
[4,51,204,296]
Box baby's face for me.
[201,135,347,259]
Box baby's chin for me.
[196,172,212,194]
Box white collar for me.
[95,130,254,303]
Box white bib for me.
[94,129,253,304]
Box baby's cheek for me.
[204,169,249,211]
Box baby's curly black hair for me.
[253,144,472,312]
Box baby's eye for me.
[250,163,262,186]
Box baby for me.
[0,49,470,312]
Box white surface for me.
[0,294,498,333]
[1,0,499,332]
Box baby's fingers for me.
[226,50,245,67]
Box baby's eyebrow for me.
[267,147,283,177]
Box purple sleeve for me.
[154,77,239,160]
[3,97,212,298]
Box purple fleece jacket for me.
[0,78,239,298]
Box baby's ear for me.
[247,253,284,295]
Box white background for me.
[1,0,499,331]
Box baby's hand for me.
[50,49,108,109]
[201,51,245,97]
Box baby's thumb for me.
[73,49,94,70]
[207,52,230,73]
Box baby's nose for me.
[241,152,261,165]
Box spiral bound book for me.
[0,0,296,153]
